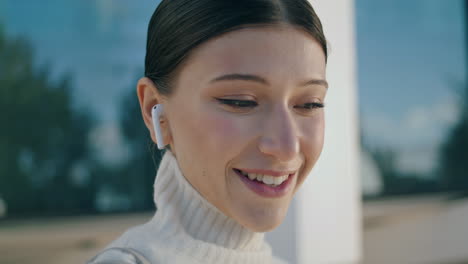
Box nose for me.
[258,105,300,162]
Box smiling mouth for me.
[233,168,291,187]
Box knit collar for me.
[150,150,275,263]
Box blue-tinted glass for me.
[357,0,466,192]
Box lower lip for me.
[234,169,295,198]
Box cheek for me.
[303,112,325,148]
[299,113,325,175]
[198,112,245,193]
[200,111,244,151]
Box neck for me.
[149,150,274,263]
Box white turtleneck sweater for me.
[88,150,287,264]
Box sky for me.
[1,0,466,176]
[356,0,466,175]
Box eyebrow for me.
[209,73,328,89]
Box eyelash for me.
[215,98,325,110]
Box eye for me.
[295,102,325,110]
[215,98,258,108]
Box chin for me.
[250,221,281,233]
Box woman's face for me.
[163,26,327,232]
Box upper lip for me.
[235,168,297,177]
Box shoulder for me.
[87,247,148,264]
[87,220,159,263]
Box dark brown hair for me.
[144,0,327,96]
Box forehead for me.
[176,26,326,87]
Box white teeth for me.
[263,175,274,185]
[274,176,285,185]
[243,171,289,186]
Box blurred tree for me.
[0,25,95,216]
[436,2,468,195]
[365,147,400,196]
[118,77,163,211]
[365,146,439,197]
[437,83,468,194]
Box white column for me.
[299,0,361,262]
[266,0,361,263]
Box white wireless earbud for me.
[151,104,165,149]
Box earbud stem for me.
[151,104,165,149]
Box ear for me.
[136,77,172,146]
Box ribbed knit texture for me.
[89,150,286,264]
